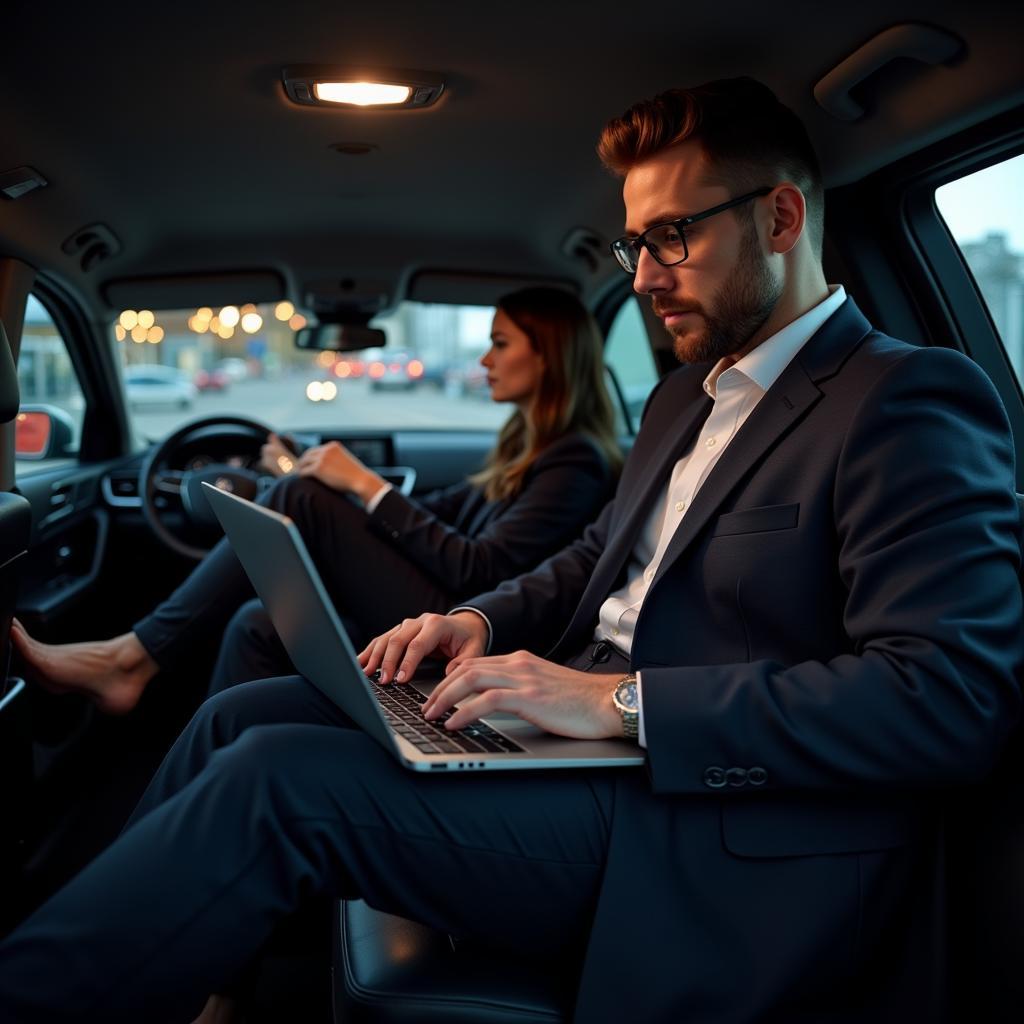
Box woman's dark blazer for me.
[364,432,615,598]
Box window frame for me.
[825,105,1024,490]
[27,276,132,468]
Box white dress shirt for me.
[596,287,848,745]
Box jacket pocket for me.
[711,502,799,537]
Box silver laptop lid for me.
[202,483,396,751]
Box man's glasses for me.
[610,187,773,274]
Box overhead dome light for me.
[314,82,411,106]
[283,66,444,110]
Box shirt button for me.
[705,437,716,448]
[675,501,685,512]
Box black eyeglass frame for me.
[610,187,774,273]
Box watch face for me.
[616,680,638,712]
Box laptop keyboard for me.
[371,681,525,756]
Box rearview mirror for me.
[14,406,75,460]
[294,323,386,352]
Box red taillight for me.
[369,362,385,378]
[407,359,424,378]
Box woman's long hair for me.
[470,287,622,502]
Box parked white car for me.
[123,365,197,410]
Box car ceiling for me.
[1,0,1022,320]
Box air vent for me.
[102,471,141,508]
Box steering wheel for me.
[139,415,278,561]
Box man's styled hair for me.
[598,77,824,256]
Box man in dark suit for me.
[0,78,1020,1023]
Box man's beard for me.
[659,226,783,365]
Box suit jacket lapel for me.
[551,374,712,655]
[648,297,873,590]
[648,366,820,588]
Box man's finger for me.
[378,619,433,684]
[423,663,517,718]
[359,628,398,674]
[443,687,520,731]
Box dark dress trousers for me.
[131,430,614,686]
[0,299,1019,1023]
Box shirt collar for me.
[703,285,847,399]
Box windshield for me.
[114,301,510,440]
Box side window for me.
[15,295,83,471]
[935,153,1024,384]
[604,296,659,432]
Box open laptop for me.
[203,482,644,772]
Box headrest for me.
[0,322,19,424]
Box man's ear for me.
[764,183,806,256]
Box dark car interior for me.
[1,1,1023,1020]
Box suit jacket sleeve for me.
[641,348,1022,795]
[464,499,617,653]
[414,480,478,525]
[365,433,612,596]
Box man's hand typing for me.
[359,611,489,684]
[424,652,622,739]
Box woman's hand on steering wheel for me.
[260,432,299,477]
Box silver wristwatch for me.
[612,674,639,740]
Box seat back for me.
[948,492,1024,1022]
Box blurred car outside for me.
[123,365,197,410]
[217,357,249,382]
[194,367,229,392]
[365,349,425,391]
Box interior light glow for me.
[241,312,263,334]
[147,326,164,343]
[130,325,147,343]
[137,309,155,329]
[275,301,294,321]
[209,316,221,333]
[119,310,139,330]
[314,81,412,106]
[197,307,213,319]
[217,324,235,339]
[219,305,240,328]
[288,313,307,331]
[115,325,126,341]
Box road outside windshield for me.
[115,301,510,441]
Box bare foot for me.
[191,994,240,1024]
[10,619,159,715]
